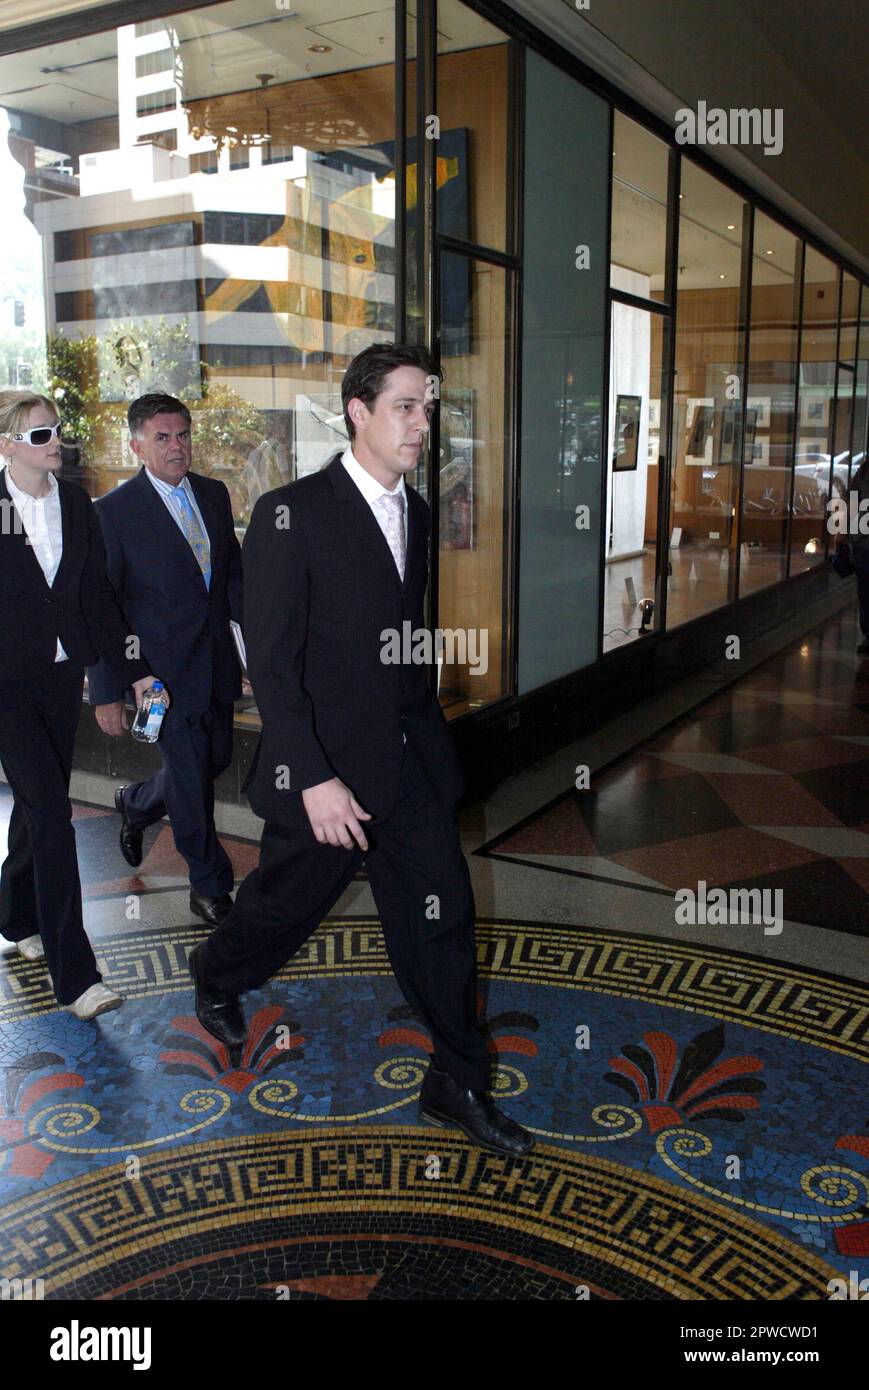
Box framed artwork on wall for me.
[612,393,641,471]
[800,395,829,428]
[686,400,715,460]
[747,396,771,428]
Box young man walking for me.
[191,344,532,1157]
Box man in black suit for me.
[88,393,243,925]
[191,344,532,1156]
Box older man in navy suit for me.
[88,393,244,925]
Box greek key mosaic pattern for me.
[0,1129,841,1301]
[3,921,865,1063]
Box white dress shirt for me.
[144,467,212,565]
[340,445,408,560]
[3,464,68,661]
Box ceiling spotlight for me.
[765,249,774,255]
[726,223,736,230]
[719,273,726,279]
[308,44,331,53]
[255,73,274,88]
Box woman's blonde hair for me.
[0,389,59,440]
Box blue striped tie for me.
[172,486,211,589]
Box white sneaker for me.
[64,983,124,1020]
[16,935,45,961]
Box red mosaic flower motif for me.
[378,1002,539,1059]
[159,1005,305,1093]
[0,1052,85,1178]
[604,1023,765,1134]
[833,1123,869,1257]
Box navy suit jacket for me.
[87,467,243,715]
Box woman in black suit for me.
[0,389,167,1019]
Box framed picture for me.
[612,394,641,471]
[747,396,771,428]
[750,438,770,466]
[686,399,715,459]
[715,403,741,466]
[743,407,759,455]
[800,395,829,428]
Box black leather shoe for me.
[188,943,247,1048]
[189,891,233,926]
[114,785,144,868]
[419,1065,535,1157]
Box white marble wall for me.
[607,266,652,559]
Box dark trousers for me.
[0,661,101,1005]
[124,699,235,897]
[853,547,869,639]
[203,739,491,1092]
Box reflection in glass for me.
[668,161,747,626]
[436,253,512,713]
[0,2,400,535]
[792,248,839,573]
[852,287,869,485]
[610,111,670,298]
[833,273,860,480]
[740,213,801,595]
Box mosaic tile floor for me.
[0,610,867,1301]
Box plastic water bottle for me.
[131,681,167,743]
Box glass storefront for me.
[605,112,672,651]
[740,212,801,596]
[668,161,749,626]
[0,0,865,724]
[792,247,839,573]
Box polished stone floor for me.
[0,597,866,1300]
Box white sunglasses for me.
[9,422,63,447]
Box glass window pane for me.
[852,286,869,481]
[603,302,667,650]
[668,160,748,625]
[519,51,609,691]
[792,248,839,573]
[0,2,397,539]
[740,212,801,596]
[833,272,860,477]
[437,0,510,253]
[610,111,670,299]
[436,253,512,713]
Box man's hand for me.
[302,777,372,850]
[132,676,171,710]
[95,700,129,737]
[96,678,171,737]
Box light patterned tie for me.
[380,491,406,581]
[172,485,211,589]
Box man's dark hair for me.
[341,342,442,441]
[128,392,192,438]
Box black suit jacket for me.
[0,469,149,686]
[242,452,464,824]
[87,467,243,715]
